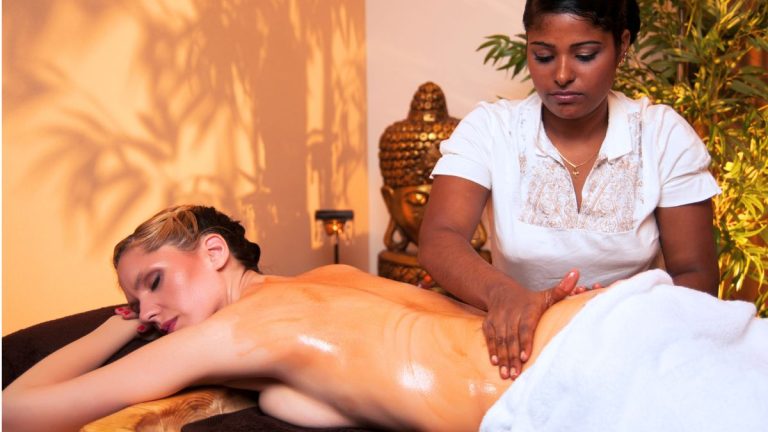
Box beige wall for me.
[366,0,530,270]
[3,0,367,335]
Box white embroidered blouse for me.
[431,91,720,290]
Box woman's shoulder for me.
[291,266,469,310]
[295,265,423,293]
[611,91,692,128]
[451,93,540,143]
[287,265,389,290]
[297,264,365,279]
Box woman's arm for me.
[2,317,224,432]
[655,198,719,295]
[3,315,145,431]
[419,175,579,380]
[419,175,498,307]
[5,315,137,393]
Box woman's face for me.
[526,13,627,121]
[116,243,226,334]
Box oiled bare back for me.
[215,265,599,431]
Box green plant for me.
[477,0,768,316]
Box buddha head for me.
[379,82,486,252]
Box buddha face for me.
[381,184,431,246]
[382,184,488,251]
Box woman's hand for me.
[482,270,580,379]
[113,306,163,341]
[5,308,158,403]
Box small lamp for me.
[314,209,354,264]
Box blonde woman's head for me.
[113,205,261,272]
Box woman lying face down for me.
[2,205,594,432]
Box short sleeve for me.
[653,107,721,207]
[431,103,497,189]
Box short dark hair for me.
[523,0,641,47]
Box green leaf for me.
[731,80,766,99]
[476,39,498,51]
[749,35,768,51]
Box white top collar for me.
[527,91,635,161]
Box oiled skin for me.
[213,265,601,431]
[3,264,601,432]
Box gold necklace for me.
[554,147,600,177]
[538,115,603,177]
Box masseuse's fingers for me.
[549,270,580,305]
[483,319,513,378]
[483,319,515,379]
[518,271,580,367]
[482,320,499,366]
[483,287,522,379]
[516,309,537,369]
[495,329,512,379]
[572,285,588,295]
[484,272,578,380]
[507,317,523,379]
[502,317,521,379]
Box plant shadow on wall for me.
[5,0,365,264]
[477,0,768,315]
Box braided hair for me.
[113,205,261,272]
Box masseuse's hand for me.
[483,270,580,380]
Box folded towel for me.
[480,269,768,432]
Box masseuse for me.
[419,0,720,380]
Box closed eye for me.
[576,53,597,62]
[150,273,161,291]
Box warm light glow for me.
[323,219,348,236]
[3,0,367,335]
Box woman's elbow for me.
[417,227,435,263]
[417,228,443,272]
[670,266,719,296]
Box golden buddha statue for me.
[378,82,489,290]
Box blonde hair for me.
[113,205,261,272]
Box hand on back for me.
[482,270,580,379]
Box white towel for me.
[480,269,768,432]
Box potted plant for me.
[477,0,768,316]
